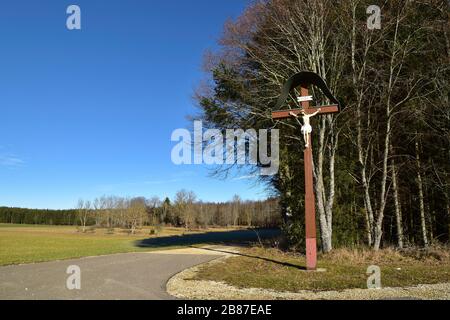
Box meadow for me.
[0,223,234,266]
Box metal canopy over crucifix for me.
[271,71,340,271]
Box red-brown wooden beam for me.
[304,136,317,270]
[271,104,339,119]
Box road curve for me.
[0,251,221,300]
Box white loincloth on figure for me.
[301,124,312,134]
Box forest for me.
[0,192,280,231]
[194,0,449,250]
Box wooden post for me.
[272,85,339,271]
[304,131,317,270]
[300,86,317,270]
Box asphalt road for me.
[0,252,220,300]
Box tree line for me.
[0,207,78,225]
[0,190,280,232]
[195,0,449,251]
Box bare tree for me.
[126,198,147,234]
[231,195,241,226]
[197,0,347,251]
[174,190,197,230]
[76,199,91,233]
[147,196,161,226]
[347,1,429,250]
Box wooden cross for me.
[272,85,339,270]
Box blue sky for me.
[0,0,269,209]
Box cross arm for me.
[271,104,339,119]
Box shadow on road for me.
[135,228,305,270]
[135,228,281,248]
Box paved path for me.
[0,251,221,300]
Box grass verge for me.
[193,246,450,291]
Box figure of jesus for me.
[289,108,321,148]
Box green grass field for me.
[0,224,233,266]
[194,246,450,291]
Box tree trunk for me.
[323,115,338,252]
[313,116,333,253]
[447,203,450,241]
[425,193,434,242]
[81,216,86,233]
[373,112,392,251]
[415,138,428,247]
[390,148,404,248]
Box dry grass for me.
[324,246,450,265]
[194,245,450,291]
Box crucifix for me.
[271,71,340,271]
